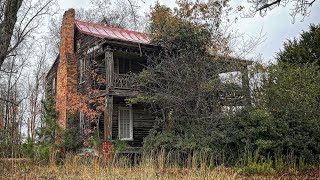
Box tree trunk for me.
[0,0,23,68]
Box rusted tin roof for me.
[75,20,151,45]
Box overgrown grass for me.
[236,149,319,175]
[1,151,237,179]
[1,149,319,179]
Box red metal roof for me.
[75,20,151,45]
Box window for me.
[79,58,85,83]
[52,77,56,94]
[118,107,133,140]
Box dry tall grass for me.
[1,150,319,179]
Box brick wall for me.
[55,9,78,132]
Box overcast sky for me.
[57,0,320,63]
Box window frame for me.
[118,106,133,141]
[79,58,86,84]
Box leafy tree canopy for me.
[277,24,320,66]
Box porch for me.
[98,96,155,148]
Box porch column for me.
[241,66,251,105]
[105,50,114,89]
[104,95,113,141]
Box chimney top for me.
[66,8,75,14]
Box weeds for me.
[236,149,319,175]
[1,148,319,179]
[236,150,275,174]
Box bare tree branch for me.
[256,0,282,11]
[309,0,317,6]
[246,0,318,21]
[0,96,24,106]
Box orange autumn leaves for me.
[56,57,105,124]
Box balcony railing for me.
[113,73,133,89]
[218,86,246,106]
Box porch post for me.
[241,66,251,105]
[104,95,113,141]
[105,50,114,89]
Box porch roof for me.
[75,20,151,45]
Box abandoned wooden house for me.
[45,9,251,151]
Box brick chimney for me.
[55,9,77,133]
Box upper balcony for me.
[76,49,146,93]
[113,73,135,89]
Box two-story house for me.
[46,9,251,151]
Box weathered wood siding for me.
[45,58,59,97]
[111,98,155,147]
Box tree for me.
[131,1,249,163]
[0,0,23,68]
[0,0,58,148]
[246,0,317,21]
[0,50,27,145]
[277,24,320,66]
[251,63,320,163]
[27,43,49,143]
[239,24,320,164]
[0,0,58,69]
[38,96,59,144]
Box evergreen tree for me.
[277,24,320,66]
[38,96,59,144]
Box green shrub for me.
[236,149,275,174]
[60,126,83,152]
[38,96,59,144]
[114,139,127,153]
[33,144,52,162]
[21,140,52,162]
[22,139,35,159]
[143,115,243,166]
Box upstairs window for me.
[79,58,85,83]
[118,107,133,140]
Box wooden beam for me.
[109,89,138,97]
[104,95,113,141]
[105,50,114,89]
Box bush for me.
[143,115,245,165]
[259,63,320,164]
[21,140,53,162]
[235,108,281,155]
[144,64,320,167]
[237,149,275,174]
[60,126,83,152]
